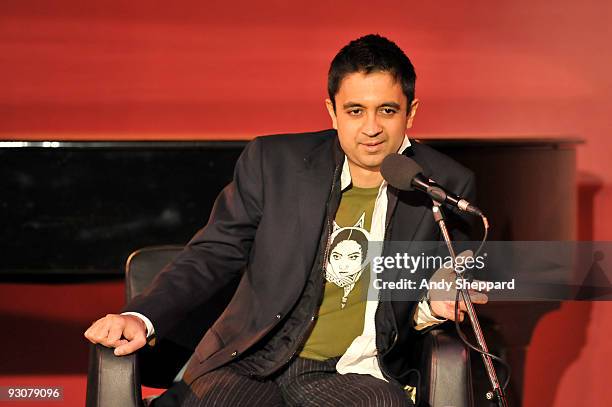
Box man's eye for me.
[380,108,397,115]
[332,253,341,260]
[349,254,360,261]
[347,109,362,116]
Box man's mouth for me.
[361,140,384,152]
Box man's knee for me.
[352,376,412,407]
[155,367,284,407]
[282,371,412,407]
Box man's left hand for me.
[426,249,489,321]
[429,289,488,321]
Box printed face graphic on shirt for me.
[326,213,371,309]
[330,240,363,280]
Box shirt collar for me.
[340,135,412,190]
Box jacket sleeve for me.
[123,137,265,340]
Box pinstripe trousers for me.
[153,356,413,407]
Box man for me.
[85,34,485,406]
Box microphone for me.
[380,153,483,216]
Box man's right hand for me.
[84,314,147,356]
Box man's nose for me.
[362,113,382,137]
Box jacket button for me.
[275,314,282,319]
[231,351,238,357]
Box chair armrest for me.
[419,327,474,407]
[86,343,144,407]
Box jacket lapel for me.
[386,142,433,245]
[296,136,343,273]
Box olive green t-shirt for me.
[299,185,379,361]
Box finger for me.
[438,301,461,321]
[448,305,466,322]
[455,294,488,312]
[468,290,489,304]
[114,335,146,356]
[458,312,465,322]
[457,302,485,315]
[456,249,474,258]
[114,339,128,347]
[85,319,112,344]
[96,316,126,347]
[470,280,494,293]
[84,324,97,343]
[107,320,125,346]
[122,315,147,339]
[84,318,105,342]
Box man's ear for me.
[325,98,338,130]
[406,98,420,130]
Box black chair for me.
[86,246,474,407]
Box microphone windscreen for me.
[380,154,424,191]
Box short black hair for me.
[327,34,416,110]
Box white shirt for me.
[335,135,444,381]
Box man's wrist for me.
[414,297,447,331]
[424,291,443,319]
[121,312,155,339]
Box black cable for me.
[473,214,489,258]
[453,214,512,392]
[453,289,512,391]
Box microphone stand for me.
[431,201,509,407]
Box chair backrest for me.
[124,245,238,388]
[125,245,183,302]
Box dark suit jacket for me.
[125,129,476,384]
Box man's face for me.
[326,71,418,173]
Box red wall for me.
[1,1,612,406]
